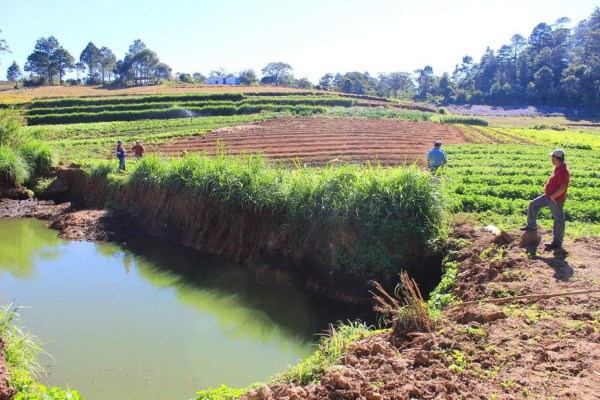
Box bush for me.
[437,115,488,126]
[0,145,30,184]
[18,139,55,178]
[179,73,194,83]
[0,108,27,146]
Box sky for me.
[1,0,598,82]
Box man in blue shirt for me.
[427,141,447,172]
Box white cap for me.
[549,149,565,158]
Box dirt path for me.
[151,117,467,166]
[242,226,600,399]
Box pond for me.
[0,218,357,400]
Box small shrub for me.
[437,107,449,115]
[18,140,55,178]
[0,145,30,184]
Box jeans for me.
[526,194,565,245]
[118,157,126,170]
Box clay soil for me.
[242,226,600,400]
[151,117,467,166]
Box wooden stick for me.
[450,289,600,308]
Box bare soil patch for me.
[152,117,467,166]
[242,226,600,399]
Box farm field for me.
[0,83,316,103]
[152,117,467,166]
[3,89,600,399]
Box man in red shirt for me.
[520,149,570,249]
[132,140,145,159]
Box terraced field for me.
[152,117,467,166]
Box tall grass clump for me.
[0,109,55,186]
[17,140,55,178]
[125,154,447,279]
[0,108,27,147]
[0,145,30,184]
[0,304,81,399]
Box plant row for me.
[27,105,327,125]
[444,144,600,223]
[26,97,356,116]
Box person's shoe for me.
[544,242,562,249]
[519,226,537,232]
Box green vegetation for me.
[0,304,81,399]
[0,109,56,185]
[17,93,364,125]
[273,322,373,385]
[86,153,448,279]
[444,144,600,233]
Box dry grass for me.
[0,84,318,103]
[372,272,434,336]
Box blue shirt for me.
[427,148,447,167]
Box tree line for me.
[1,7,599,108]
[3,37,172,87]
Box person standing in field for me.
[116,140,126,170]
[132,139,145,159]
[427,141,447,172]
[520,149,570,249]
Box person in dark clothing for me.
[116,140,126,170]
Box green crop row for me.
[27,105,327,125]
[443,144,600,223]
[27,114,274,140]
[25,93,245,108]
[434,115,489,126]
[26,97,355,116]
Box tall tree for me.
[24,36,68,85]
[98,46,116,83]
[52,47,75,83]
[261,62,293,86]
[80,42,100,83]
[6,61,21,82]
[239,68,258,85]
[414,66,436,100]
[318,73,334,91]
[113,40,171,86]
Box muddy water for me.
[0,218,356,400]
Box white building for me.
[205,76,241,85]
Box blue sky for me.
[1,0,598,82]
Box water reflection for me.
[0,218,363,400]
[0,218,64,278]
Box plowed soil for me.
[152,117,467,166]
[242,226,600,400]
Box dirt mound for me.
[151,117,467,166]
[242,225,600,399]
[0,338,16,400]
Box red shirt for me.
[545,162,569,202]
[132,143,145,157]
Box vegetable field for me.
[444,144,600,234]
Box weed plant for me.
[0,304,81,399]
